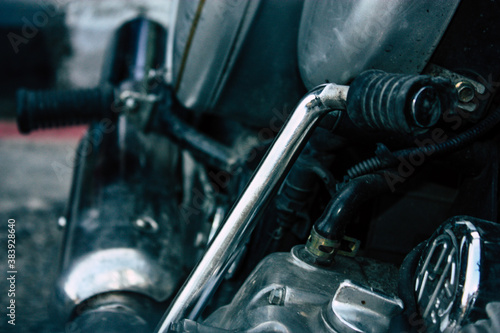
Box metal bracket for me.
[426,64,486,114]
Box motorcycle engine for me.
[9,0,500,332]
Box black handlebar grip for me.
[346,70,458,135]
[16,85,115,134]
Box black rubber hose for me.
[17,85,116,134]
[275,128,339,213]
[398,242,426,318]
[389,242,426,333]
[346,70,457,135]
[314,173,390,240]
[347,106,500,178]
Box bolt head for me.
[124,97,139,112]
[268,287,286,305]
[133,217,159,233]
[57,216,67,229]
[455,81,475,103]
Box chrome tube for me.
[155,84,349,333]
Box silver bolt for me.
[124,97,139,112]
[268,287,286,306]
[57,216,67,229]
[194,232,206,247]
[456,81,475,103]
[133,217,159,233]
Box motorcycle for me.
[14,0,500,332]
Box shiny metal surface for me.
[415,218,482,332]
[173,0,306,127]
[298,0,461,89]
[200,246,401,332]
[173,0,261,111]
[155,84,348,332]
[58,248,175,311]
[326,281,403,333]
[54,122,186,322]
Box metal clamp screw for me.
[268,287,286,306]
[305,227,341,264]
[57,216,67,229]
[133,217,159,234]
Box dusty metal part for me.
[425,64,487,114]
[298,0,460,88]
[200,246,402,332]
[59,248,175,305]
[426,65,486,95]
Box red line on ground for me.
[0,122,87,141]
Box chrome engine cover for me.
[201,246,403,332]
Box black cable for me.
[347,106,500,178]
[314,173,390,240]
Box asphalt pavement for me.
[0,123,85,332]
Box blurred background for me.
[0,1,171,331]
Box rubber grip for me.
[16,85,115,134]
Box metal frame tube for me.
[155,84,348,332]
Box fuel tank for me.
[298,0,461,88]
[172,0,306,127]
[172,0,461,126]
